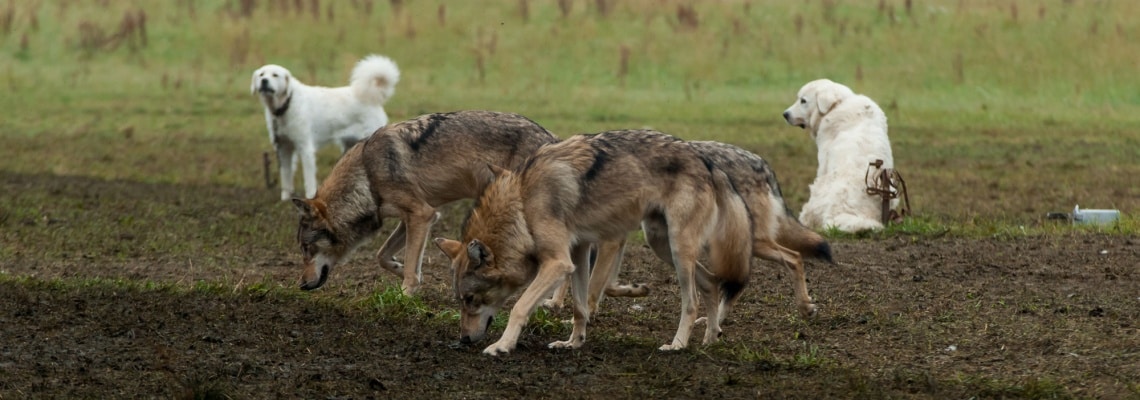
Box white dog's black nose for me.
[782,110,791,121]
[259,78,272,93]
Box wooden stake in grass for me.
[558,0,572,19]
[676,5,698,31]
[595,0,610,18]
[855,63,863,83]
[474,48,486,84]
[1,4,14,35]
[953,52,964,84]
[617,44,630,86]
[519,0,529,23]
[389,0,403,16]
[437,4,445,26]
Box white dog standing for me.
[251,55,400,200]
[783,79,896,232]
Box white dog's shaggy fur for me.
[783,79,896,233]
[251,55,400,200]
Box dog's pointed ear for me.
[292,198,328,220]
[292,198,313,217]
[466,239,493,269]
[434,237,463,260]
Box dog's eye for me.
[272,73,279,78]
[800,98,807,105]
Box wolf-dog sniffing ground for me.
[252,54,399,201]
[782,79,897,232]
[434,130,754,356]
[548,141,833,318]
[291,111,558,295]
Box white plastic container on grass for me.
[1072,205,1120,226]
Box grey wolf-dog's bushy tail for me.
[350,54,400,105]
[764,169,833,263]
[776,214,833,263]
[707,168,753,306]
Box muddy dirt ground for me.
[1,172,1138,399]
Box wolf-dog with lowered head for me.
[291,110,559,295]
[434,130,754,356]
[568,141,833,320]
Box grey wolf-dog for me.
[782,78,896,232]
[291,110,558,295]
[252,54,399,200]
[568,141,833,320]
[434,130,753,355]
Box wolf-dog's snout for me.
[299,264,329,291]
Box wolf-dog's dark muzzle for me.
[299,264,329,291]
[459,315,494,344]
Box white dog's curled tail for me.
[350,54,400,106]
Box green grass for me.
[1,0,1136,232]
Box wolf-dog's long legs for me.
[753,241,817,317]
[641,212,705,351]
[397,207,439,296]
[586,238,627,314]
[374,206,440,295]
[484,255,574,356]
[549,243,593,350]
[375,222,407,275]
[546,238,647,311]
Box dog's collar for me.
[272,95,292,117]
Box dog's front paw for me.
[658,342,687,351]
[280,191,292,201]
[548,338,583,350]
[482,340,514,356]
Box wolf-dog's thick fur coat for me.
[434,130,754,355]
[572,141,833,319]
[291,110,558,295]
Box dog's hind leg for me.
[397,205,440,296]
[549,243,594,350]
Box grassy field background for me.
[1,0,1138,228]
[1,1,1139,398]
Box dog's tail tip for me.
[351,54,400,104]
[815,240,835,264]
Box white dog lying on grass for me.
[783,79,897,233]
[251,54,400,200]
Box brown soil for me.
[1,172,1137,399]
